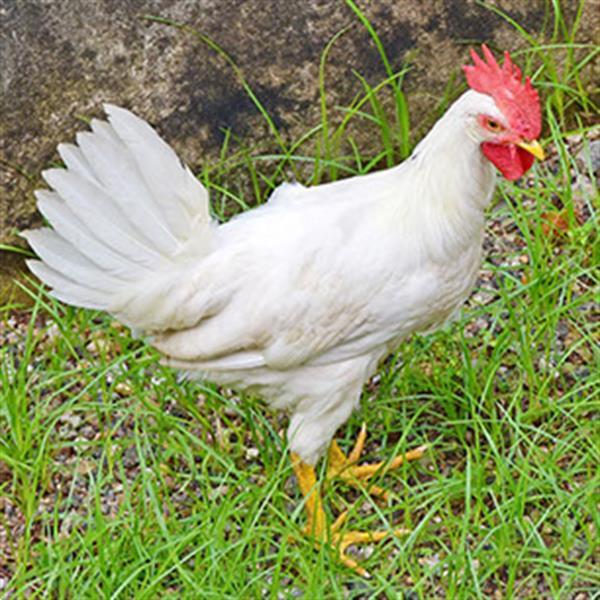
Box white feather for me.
[57,143,99,184]
[42,168,163,265]
[104,104,210,222]
[92,117,195,241]
[75,129,182,255]
[26,260,107,310]
[22,228,118,292]
[35,190,144,279]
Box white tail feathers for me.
[23,104,214,331]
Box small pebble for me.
[115,382,133,397]
[86,338,111,355]
[245,447,260,460]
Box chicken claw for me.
[326,423,427,501]
[327,510,409,578]
[291,437,421,577]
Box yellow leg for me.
[326,423,426,501]
[291,452,326,537]
[291,451,410,577]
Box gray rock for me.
[590,141,600,172]
[1,0,598,300]
[578,139,600,175]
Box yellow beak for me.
[517,139,545,161]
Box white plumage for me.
[25,90,530,465]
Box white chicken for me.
[24,45,544,575]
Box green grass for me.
[1,2,599,598]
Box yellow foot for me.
[325,510,409,578]
[327,423,427,500]
[293,478,410,578]
[291,431,425,577]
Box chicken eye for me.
[486,119,504,132]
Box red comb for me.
[463,44,541,139]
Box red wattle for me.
[481,142,535,181]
